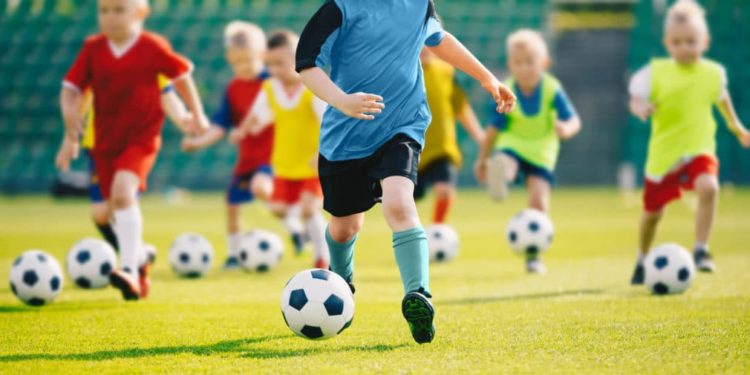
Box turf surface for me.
[1,189,749,374]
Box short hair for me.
[506,29,549,59]
[224,21,266,51]
[665,0,709,35]
[267,29,299,50]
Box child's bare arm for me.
[456,102,484,144]
[160,89,191,132]
[427,33,515,114]
[474,126,498,183]
[300,67,384,120]
[717,90,750,147]
[172,75,210,134]
[60,86,85,139]
[555,117,582,140]
[629,97,654,122]
[55,134,79,171]
[181,126,226,152]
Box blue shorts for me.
[86,150,104,203]
[227,165,273,205]
[499,149,555,185]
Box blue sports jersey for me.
[297,0,444,161]
[490,80,577,131]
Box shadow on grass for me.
[0,335,407,362]
[438,288,604,306]
[0,305,36,313]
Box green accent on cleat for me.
[402,292,435,344]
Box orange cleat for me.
[138,264,151,299]
[314,258,329,270]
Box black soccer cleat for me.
[402,290,435,344]
[630,260,645,285]
[694,250,715,273]
[222,256,241,270]
[109,270,140,301]
[291,233,305,255]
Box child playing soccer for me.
[296,0,515,343]
[415,48,484,224]
[59,0,210,300]
[628,0,750,284]
[475,29,581,274]
[238,30,330,269]
[56,76,189,258]
[180,21,282,269]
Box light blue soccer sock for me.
[393,227,431,296]
[325,226,356,283]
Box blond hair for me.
[506,29,549,59]
[665,0,709,35]
[224,21,266,51]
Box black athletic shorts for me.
[318,134,421,217]
[413,156,458,200]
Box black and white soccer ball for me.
[281,269,354,340]
[238,230,284,273]
[425,224,459,262]
[505,208,554,256]
[168,233,214,278]
[644,243,695,295]
[66,238,117,289]
[9,250,64,306]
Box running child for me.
[180,21,282,269]
[59,0,210,300]
[238,30,330,269]
[296,0,516,343]
[56,75,190,258]
[415,48,484,224]
[475,29,581,274]
[628,0,750,284]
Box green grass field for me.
[1,189,749,374]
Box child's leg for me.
[300,191,329,267]
[110,171,143,277]
[638,210,663,256]
[92,202,118,251]
[501,153,519,182]
[526,175,551,213]
[226,204,242,260]
[381,176,430,295]
[326,213,364,283]
[250,172,273,202]
[693,174,719,250]
[432,183,455,224]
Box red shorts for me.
[271,177,323,205]
[643,155,718,213]
[92,146,158,199]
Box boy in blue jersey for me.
[296,0,516,344]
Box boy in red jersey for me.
[59,0,210,301]
[181,21,283,269]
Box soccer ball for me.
[281,269,354,340]
[9,250,64,306]
[238,230,284,272]
[169,233,214,278]
[425,224,459,262]
[505,209,554,256]
[140,243,157,266]
[644,243,695,295]
[66,238,117,289]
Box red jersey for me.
[213,76,274,176]
[64,31,192,154]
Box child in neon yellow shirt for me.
[628,0,750,284]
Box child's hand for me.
[737,124,750,148]
[483,79,516,114]
[55,136,79,171]
[181,137,200,153]
[474,158,488,184]
[64,115,85,140]
[630,98,654,122]
[190,113,211,135]
[334,93,384,120]
[228,128,246,145]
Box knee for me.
[329,221,362,243]
[110,191,133,209]
[695,177,719,199]
[91,206,110,225]
[433,184,454,199]
[643,210,663,224]
[383,199,416,224]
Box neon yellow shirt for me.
[420,59,467,170]
[264,81,320,179]
[81,75,172,149]
[646,58,723,178]
[494,74,561,170]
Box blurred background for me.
[0,0,748,195]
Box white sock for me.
[694,243,709,253]
[113,205,143,278]
[283,204,304,235]
[306,211,330,263]
[227,232,242,258]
